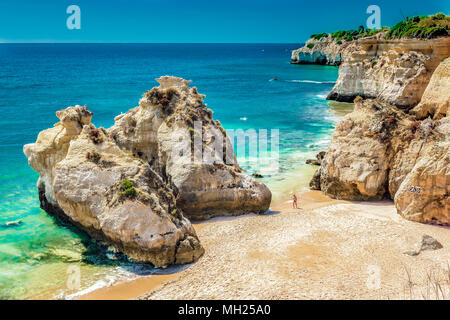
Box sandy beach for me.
[79,190,450,300]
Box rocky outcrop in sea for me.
[24,76,271,266]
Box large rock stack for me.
[24,77,272,266]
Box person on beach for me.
[292,194,298,209]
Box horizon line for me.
[0,42,304,45]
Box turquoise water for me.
[0,44,342,299]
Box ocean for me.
[0,43,346,299]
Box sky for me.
[0,0,448,43]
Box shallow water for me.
[0,43,348,299]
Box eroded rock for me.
[411,57,450,120]
[317,96,449,224]
[24,77,272,265]
[24,104,204,267]
[327,37,450,109]
[404,234,443,256]
[306,151,326,166]
[109,76,271,220]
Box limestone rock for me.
[318,97,449,224]
[319,98,398,200]
[309,167,321,191]
[24,77,272,264]
[24,105,204,267]
[292,36,450,109]
[394,120,449,224]
[327,37,450,108]
[411,57,450,120]
[306,151,326,166]
[109,76,271,220]
[404,234,443,256]
[291,35,353,66]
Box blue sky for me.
[0,0,448,43]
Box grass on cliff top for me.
[311,25,388,44]
[309,13,449,43]
[385,13,450,39]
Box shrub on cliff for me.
[308,13,449,44]
[307,43,315,49]
[311,33,328,40]
[385,13,450,39]
[120,179,137,198]
[329,28,385,43]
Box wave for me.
[63,278,116,300]
[286,80,335,84]
[306,138,331,149]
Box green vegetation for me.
[120,179,137,198]
[385,13,449,39]
[307,43,315,49]
[307,13,449,45]
[311,32,328,40]
[309,26,387,45]
[330,26,387,43]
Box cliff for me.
[327,37,450,108]
[411,57,450,119]
[24,76,271,266]
[315,58,449,224]
[292,35,450,108]
[290,34,353,66]
[298,15,450,224]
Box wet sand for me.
[78,273,179,300]
[79,190,450,300]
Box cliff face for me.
[24,76,271,265]
[290,35,354,66]
[292,35,450,109]
[317,58,449,225]
[411,57,450,119]
[327,37,450,108]
[296,31,450,224]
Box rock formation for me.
[24,105,204,267]
[291,35,353,66]
[292,34,450,109]
[306,151,326,166]
[109,76,271,220]
[404,234,443,256]
[24,76,272,265]
[411,57,450,119]
[316,89,449,224]
[327,37,450,108]
[295,23,449,225]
